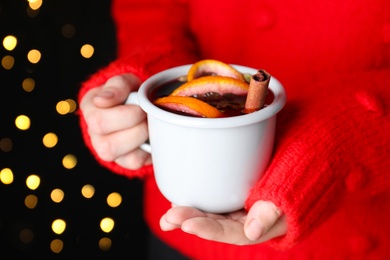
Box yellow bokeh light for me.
[62,154,77,169]
[3,35,17,51]
[2,55,15,70]
[29,0,42,10]
[50,239,64,254]
[80,44,94,58]
[15,115,31,130]
[43,132,58,148]
[25,194,38,209]
[0,138,13,152]
[81,184,95,199]
[22,78,35,92]
[66,99,77,113]
[100,217,114,233]
[26,174,40,190]
[0,168,14,184]
[27,49,41,64]
[51,188,64,203]
[52,219,66,235]
[56,100,70,115]
[107,192,122,208]
[99,237,112,252]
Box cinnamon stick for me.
[244,69,271,114]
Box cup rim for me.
[138,64,286,128]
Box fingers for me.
[93,74,141,108]
[160,207,208,231]
[244,200,285,241]
[90,120,149,162]
[159,201,287,246]
[86,104,147,135]
[115,148,152,170]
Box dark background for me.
[0,0,148,258]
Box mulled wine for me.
[149,76,274,118]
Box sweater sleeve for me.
[77,0,199,179]
[245,68,390,249]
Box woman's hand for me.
[160,200,287,245]
[79,73,152,169]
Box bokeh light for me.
[28,0,43,10]
[107,192,122,208]
[51,188,65,203]
[22,77,35,92]
[80,44,94,58]
[52,219,66,235]
[62,154,77,169]
[99,237,112,252]
[100,217,114,233]
[0,168,14,184]
[27,49,41,64]
[26,174,40,190]
[50,239,64,254]
[43,132,58,148]
[25,194,38,209]
[1,55,14,70]
[3,35,17,51]
[81,184,95,199]
[15,115,31,130]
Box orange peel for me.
[170,76,249,97]
[154,96,224,118]
[187,59,245,82]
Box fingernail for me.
[97,90,114,99]
[246,218,263,241]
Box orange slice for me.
[154,96,223,118]
[187,59,246,82]
[170,76,249,97]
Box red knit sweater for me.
[78,0,390,258]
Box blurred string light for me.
[1,55,14,70]
[0,168,14,185]
[81,184,95,199]
[107,192,122,208]
[15,115,31,130]
[99,237,112,252]
[62,154,77,169]
[28,0,43,10]
[50,239,64,254]
[100,217,114,233]
[42,132,58,148]
[26,174,40,190]
[80,44,94,58]
[25,194,38,209]
[3,35,17,50]
[0,2,127,255]
[27,49,41,64]
[52,219,66,235]
[22,77,35,92]
[51,188,65,203]
[56,99,77,115]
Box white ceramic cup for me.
[126,64,286,213]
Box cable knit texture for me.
[77,0,390,258]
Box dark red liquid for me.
[149,77,274,118]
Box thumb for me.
[244,200,283,241]
[94,73,141,108]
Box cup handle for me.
[125,92,152,154]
